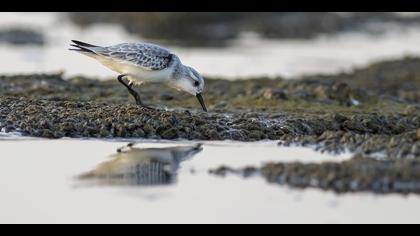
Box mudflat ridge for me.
[1,57,420,194]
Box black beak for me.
[196,93,208,112]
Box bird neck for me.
[171,62,187,80]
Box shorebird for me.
[69,40,207,111]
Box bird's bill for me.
[196,93,208,112]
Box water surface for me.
[0,138,419,223]
[1,13,420,79]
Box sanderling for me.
[69,40,207,111]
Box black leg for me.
[117,74,145,106]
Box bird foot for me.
[137,103,155,111]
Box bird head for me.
[171,65,207,112]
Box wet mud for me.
[1,57,420,193]
[67,12,420,47]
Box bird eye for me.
[194,81,199,87]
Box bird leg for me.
[117,74,147,107]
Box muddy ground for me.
[1,57,420,194]
[67,12,420,47]
[0,28,44,45]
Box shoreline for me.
[1,57,420,194]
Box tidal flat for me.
[1,57,420,194]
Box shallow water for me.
[1,137,420,223]
[2,13,420,79]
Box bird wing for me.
[90,43,173,71]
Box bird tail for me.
[69,40,100,54]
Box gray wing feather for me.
[93,43,173,71]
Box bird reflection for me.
[78,143,203,186]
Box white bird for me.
[69,40,207,111]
